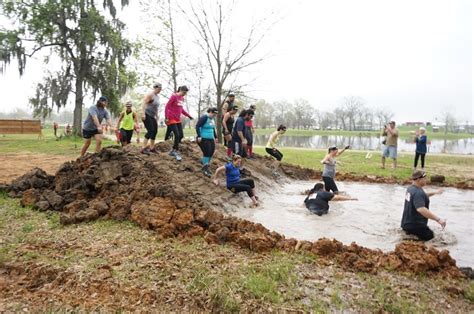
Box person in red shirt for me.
[164,85,193,161]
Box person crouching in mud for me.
[321,145,350,194]
[213,154,259,207]
[304,183,357,216]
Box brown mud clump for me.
[5,141,464,277]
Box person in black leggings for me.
[213,154,259,207]
[196,107,218,177]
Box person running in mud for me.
[213,154,259,207]
[304,183,357,216]
[196,107,219,177]
[80,96,112,157]
[245,104,257,158]
[401,170,445,241]
[116,101,138,147]
[414,127,427,172]
[222,104,239,158]
[381,120,399,169]
[164,85,194,161]
[320,145,350,194]
[265,124,287,175]
[141,82,162,154]
[231,109,254,158]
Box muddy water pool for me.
[231,181,474,267]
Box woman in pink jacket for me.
[164,85,193,161]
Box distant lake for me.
[253,135,474,154]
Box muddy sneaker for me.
[149,148,159,154]
[201,165,212,178]
[169,150,177,157]
[175,152,182,161]
[141,148,150,155]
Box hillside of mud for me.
[3,140,467,277]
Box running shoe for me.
[141,148,150,155]
[175,152,182,161]
[169,150,177,157]
[202,165,212,178]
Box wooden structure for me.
[0,119,42,134]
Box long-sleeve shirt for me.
[415,135,427,153]
[195,114,217,139]
[164,93,191,123]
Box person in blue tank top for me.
[414,127,428,171]
[212,155,259,207]
[195,107,218,177]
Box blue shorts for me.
[382,146,397,159]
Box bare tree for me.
[342,96,364,130]
[440,110,457,134]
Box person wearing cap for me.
[195,107,219,177]
[320,145,350,194]
[80,96,112,157]
[164,85,194,161]
[231,109,254,158]
[141,83,162,154]
[414,127,428,171]
[222,104,239,158]
[401,170,445,241]
[381,121,399,169]
[213,154,259,207]
[265,124,287,175]
[304,183,357,216]
[116,101,138,147]
[245,104,257,158]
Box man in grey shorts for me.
[81,96,112,157]
[381,120,399,169]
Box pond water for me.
[253,135,474,154]
[230,181,474,267]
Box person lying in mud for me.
[265,124,287,176]
[320,145,350,194]
[304,183,357,216]
[212,154,259,207]
[401,170,445,241]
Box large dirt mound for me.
[5,141,464,277]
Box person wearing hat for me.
[116,101,138,147]
[80,96,112,157]
[381,120,399,169]
[195,107,219,177]
[401,170,445,241]
[304,183,358,216]
[320,145,350,193]
[265,124,287,175]
[222,104,239,158]
[141,82,162,154]
[164,85,194,161]
[414,126,428,171]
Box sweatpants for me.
[414,152,426,168]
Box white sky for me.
[0,0,472,123]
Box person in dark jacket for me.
[304,183,357,216]
[414,127,428,171]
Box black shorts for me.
[322,176,338,193]
[82,129,100,139]
[265,148,283,161]
[120,129,133,144]
[402,224,434,241]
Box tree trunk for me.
[73,77,84,136]
[216,86,223,143]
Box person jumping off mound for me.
[320,145,350,194]
[213,154,259,207]
[304,183,357,216]
[196,107,219,177]
[80,96,113,157]
[141,82,162,154]
[265,124,287,176]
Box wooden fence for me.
[0,119,42,134]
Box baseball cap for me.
[412,170,427,180]
[153,82,162,89]
[98,96,108,102]
[125,101,133,107]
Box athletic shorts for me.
[382,145,397,159]
[82,129,100,139]
[120,129,133,144]
[265,148,283,161]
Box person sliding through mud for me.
[265,124,287,176]
[116,101,138,148]
[80,96,112,157]
[165,85,193,161]
[401,170,445,241]
[213,154,259,207]
[304,183,357,216]
[196,107,218,177]
[141,82,162,155]
[231,109,254,158]
[222,104,239,158]
[320,145,350,194]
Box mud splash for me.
[3,141,466,277]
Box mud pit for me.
[232,181,474,267]
[3,141,468,277]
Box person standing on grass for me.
[53,121,59,137]
[381,120,399,169]
[304,183,358,216]
[231,109,254,158]
[141,82,162,154]
[222,104,239,158]
[196,107,219,177]
[213,154,259,207]
[80,96,112,157]
[245,104,257,158]
[414,127,427,172]
[265,124,287,175]
[164,85,194,161]
[116,101,138,147]
[321,145,350,194]
[401,170,445,241]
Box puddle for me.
[230,181,474,267]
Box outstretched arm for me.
[417,207,446,229]
[332,195,358,201]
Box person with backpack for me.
[196,107,218,177]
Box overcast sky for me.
[0,0,472,123]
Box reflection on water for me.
[254,135,474,154]
[231,181,474,267]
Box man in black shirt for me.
[304,183,357,216]
[401,170,445,241]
